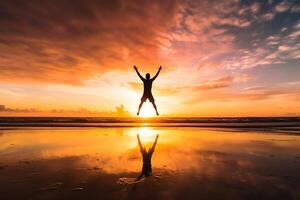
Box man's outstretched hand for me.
[134,65,138,70]
[159,66,162,70]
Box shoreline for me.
[0,122,300,128]
[0,122,300,136]
[0,117,299,128]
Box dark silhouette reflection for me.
[137,134,158,178]
[134,65,162,116]
[133,134,159,190]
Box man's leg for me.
[137,100,144,115]
[151,100,159,116]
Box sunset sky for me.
[0,0,299,117]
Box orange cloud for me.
[0,0,179,85]
[1,0,297,86]
[183,83,300,104]
[193,76,234,90]
[0,104,131,117]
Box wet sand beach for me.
[0,123,300,200]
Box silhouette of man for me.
[134,65,162,116]
[134,134,158,187]
[117,134,159,190]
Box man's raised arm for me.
[151,66,162,81]
[137,134,145,153]
[134,65,145,81]
[149,134,159,155]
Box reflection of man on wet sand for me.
[117,134,159,188]
[136,134,159,179]
[132,134,159,190]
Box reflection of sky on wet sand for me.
[0,127,300,199]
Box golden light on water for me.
[127,127,158,148]
[137,127,157,141]
[1,127,300,174]
[1,126,300,199]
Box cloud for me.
[167,0,300,75]
[1,0,298,87]
[275,0,292,12]
[0,0,280,86]
[223,19,300,70]
[183,82,300,104]
[291,5,300,13]
[0,104,131,116]
[261,12,275,21]
[0,0,179,85]
[0,104,38,113]
[193,76,234,90]
[126,82,142,91]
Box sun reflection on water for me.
[128,127,157,143]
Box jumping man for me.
[134,65,162,116]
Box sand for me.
[0,126,299,200]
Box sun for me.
[139,102,156,118]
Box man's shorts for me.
[141,94,154,102]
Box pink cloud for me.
[275,0,292,12]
